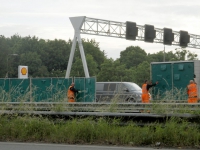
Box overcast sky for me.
[1,0,200,60]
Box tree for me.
[45,39,70,74]
[69,39,106,77]
[86,54,98,76]
[147,51,176,62]
[119,46,147,69]
[19,52,43,77]
[132,61,150,86]
[97,59,135,82]
[0,35,10,77]
[111,59,134,82]
[171,48,198,61]
[147,49,198,63]
[187,52,198,60]
[37,66,50,77]
[70,54,98,77]
[81,39,106,70]
[97,58,115,81]
[1,34,199,81]
[147,51,165,62]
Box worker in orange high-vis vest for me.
[67,83,79,102]
[187,80,198,103]
[142,80,158,103]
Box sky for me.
[1,0,200,60]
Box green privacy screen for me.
[74,77,96,102]
[0,78,30,102]
[0,77,96,102]
[151,62,194,100]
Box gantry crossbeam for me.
[80,17,200,49]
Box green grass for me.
[0,115,200,148]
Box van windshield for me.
[125,82,142,91]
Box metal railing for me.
[0,102,200,113]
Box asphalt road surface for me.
[0,142,195,150]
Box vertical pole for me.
[30,77,32,102]
[65,34,77,78]
[6,56,8,78]
[171,63,173,100]
[163,45,165,62]
[77,34,90,77]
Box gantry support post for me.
[65,16,89,78]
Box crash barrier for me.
[1,111,199,122]
[1,102,200,114]
[0,77,96,102]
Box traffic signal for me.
[144,24,156,42]
[126,21,138,40]
[179,30,190,47]
[163,28,174,45]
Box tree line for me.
[0,35,198,86]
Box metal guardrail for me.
[0,102,200,120]
[0,102,200,113]
[0,110,198,118]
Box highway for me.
[0,142,194,150]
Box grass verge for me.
[0,115,200,148]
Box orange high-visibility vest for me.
[142,83,148,94]
[142,83,150,103]
[187,83,198,103]
[67,86,75,102]
[187,83,197,98]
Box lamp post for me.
[6,54,18,78]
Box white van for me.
[96,82,142,103]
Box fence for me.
[0,77,96,102]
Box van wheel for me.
[126,97,136,103]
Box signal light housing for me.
[125,21,138,40]
[144,24,156,43]
[179,30,190,47]
[163,28,174,45]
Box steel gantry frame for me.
[81,17,200,48]
[66,16,200,78]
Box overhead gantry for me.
[65,16,200,78]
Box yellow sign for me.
[21,67,27,75]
